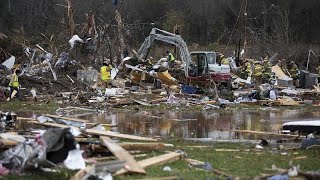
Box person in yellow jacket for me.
[262,59,272,83]
[253,61,263,87]
[100,61,112,90]
[8,69,21,100]
[242,59,253,79]
[220,55,229,65]
[288,61,299,87]
[166,51,175,68]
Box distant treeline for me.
[1,0,320,67]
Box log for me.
[100,136,146,174]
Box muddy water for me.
[18,108,320,140]
[76,108,320,139]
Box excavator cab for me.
[189,52,209,77]
[187,51,232,87]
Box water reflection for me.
[17,109,320,140]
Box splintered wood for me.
[115,152,183,175]
[100,136,146,174]
[27,120,157,141]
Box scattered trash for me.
[0,112,16,132]
[1,56,15,70]
[163,166,172,172]
[266,174,289,180]
[63,148,85,170]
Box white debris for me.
[2,56,15,69]
[68,34,83,49]
[63,149,86,170]
[163,166,172,172]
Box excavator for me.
[136,28,232,88]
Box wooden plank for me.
[0,139,19,148]
[71,165,94,180]
[28,121,157,141]
[138,152,182,168]
[100,136,146,174]
[116,152,183,176]
[28,121,70,128]
[44,114,88,123]
[19,116,115,127]
[91,142,169,152]
[86,129,157,142]
[272,65,287,79]
[229,129,299,138]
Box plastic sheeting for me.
[1,56,15,70]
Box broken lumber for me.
[86,129,157,141]
[0,139,19,148]
[138,152,183,168]
[90,142,171,152]
[43,114,88,123]
[116,152,184,176]
[100,136,146,174]
[28,121,157,141]
[229,129,299,138]
[71,165,94,180]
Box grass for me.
[117,141,320,179]
[0,100,59,113]
[2,141,320,179]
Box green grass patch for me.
[2,141,319,179]
[0,101,59,113]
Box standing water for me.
[73,108,320,140]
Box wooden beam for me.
[90,142,169,152]
[100,136,146,174]
[0,139,19,148]
[44,114,88,123]
[71,165,94,180]
[137,152,183,168]
[229,129,299,138]
[115,152,183,176]
[86,129,157,142]
[28,121,157,141]
[18,116,115,127]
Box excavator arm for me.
[136,28,191,76]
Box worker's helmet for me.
[103,60,109,66]
[290,61,295,64]
[220,55,225,58]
